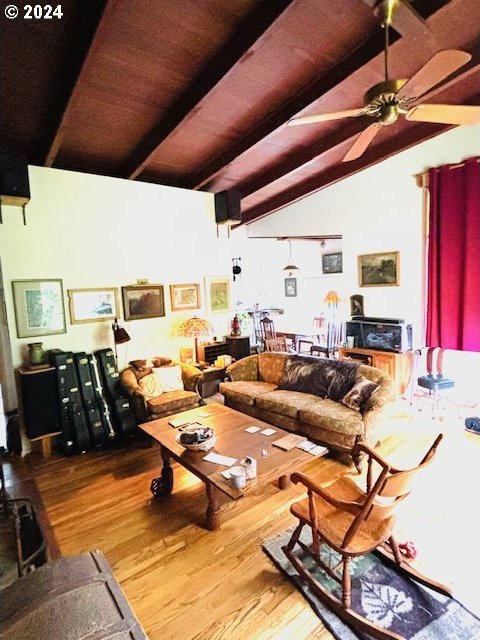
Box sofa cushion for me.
[341,376,379,411]
[278,355,359,401]
[258,352,289,385]
[147,390,199,416]
[299,399,364,436]
[219,380,277,406]
[256,389,324,419]
[153,364,183,392]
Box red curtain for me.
[426,157,480,351]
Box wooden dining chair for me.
[282,434,450,640]
[264,336,288,352]
[297,316,328,354]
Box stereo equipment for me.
[346,317,412,353]
[214,190,241,225]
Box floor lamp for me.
[177,316,214,365]
[112,318,131,368]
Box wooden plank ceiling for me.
[2,0,479,223]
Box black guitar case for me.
[74,352,105,449]
[88,352,116,442]
[95,348,136,439]
[50,350,90,455]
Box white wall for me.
[244,125,480,347]
[0,166,236,408]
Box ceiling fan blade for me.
[397,50,472,100]
[406,104,480,125]
[342,124,382,162]
[287,108,366,126]
[373,0,429,36]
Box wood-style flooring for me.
[26,401,480,639]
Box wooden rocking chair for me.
[282,434,451,640]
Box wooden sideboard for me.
[338,347,414,397]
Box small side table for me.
[199,366,226,398]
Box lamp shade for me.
[112,318,131,344]
[323,290,342,305]
[177,316,214,339]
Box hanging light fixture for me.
[282,239,299,276]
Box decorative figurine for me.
[231,314,241,336]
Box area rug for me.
[263,528,480,640]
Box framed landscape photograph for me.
[205,276,230,314]
[284,277,297,297]
[322,252,343,274]
[68,287,118,324]
[358,251,400,287]
[122,284,165,320]
[170,283,200,311]
[12,279,66,338]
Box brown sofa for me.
[219,352,394,468]
[119,358,204,422]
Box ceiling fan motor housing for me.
[364,79,408,124]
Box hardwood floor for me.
[28,402,480,639]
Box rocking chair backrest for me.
[342,434,443,548]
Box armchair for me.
[119,358,204,422]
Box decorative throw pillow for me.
[152,357,172,368]
[153,364,183,392]
[341,376,379,412]
[129,359,154,381]
[139,373,162,400]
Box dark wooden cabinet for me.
[338,347,414,397]
[227,335,250,361]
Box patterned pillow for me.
[139,373,162,400]
[341,376,379,411]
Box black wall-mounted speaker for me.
[0,150,30,206]
[214,190,241,225]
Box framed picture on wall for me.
[205,276,230,314]
[284,277,297,297]
[170,283,201,311]
[12,279,66,338]
[68,287,119,324]
[122,284,165,320]
[358,251,400,287]
[322,252,343,274]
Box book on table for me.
[272,433,306,451]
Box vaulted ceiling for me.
[2,0,479,224]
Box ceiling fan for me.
[287,0,480,162]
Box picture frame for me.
[170,283,201,311]
[358,251,400,287]
[350,294,364,317]
[322,252,343,274]
[12,279,66,338]
[122,284,165,320]
[205,276,230,314]
[68,287,119,324]
[284,277,297,297]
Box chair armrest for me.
[179,362,204,393]
[225,355,259,381]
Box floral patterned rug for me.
[263,528,480,640]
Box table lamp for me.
[177,316,214,364]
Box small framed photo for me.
[284,277,297,297]
[12,279,66,338]
[68,287,119,324]
[358,251,400,287]
[205,276,230,314]
[322,252,343,274]
[170,283,200,311]
[122,284,165,320]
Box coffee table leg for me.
[150,446,174,498]
[205,482,221,530]
[278,474,291,489]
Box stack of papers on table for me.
[296,440,328,456]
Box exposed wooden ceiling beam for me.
[186,28,391,191]
[123,0,296,180]
[44,0,111,167]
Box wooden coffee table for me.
[140,403,314,530]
